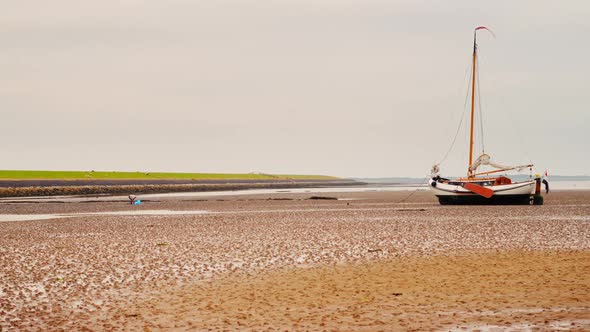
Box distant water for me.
[549,180,590,190]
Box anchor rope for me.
[396,175,431,204]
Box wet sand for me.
[1,190,589,330]
[123,251,590,331]
[0,178,360,198]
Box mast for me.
[468,29,478,179]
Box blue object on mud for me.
[134,200,142,205]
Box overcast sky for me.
[2,1,588,177]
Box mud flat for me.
[1,190,589,330]
[0,178,362,198]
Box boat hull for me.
[437,194,532,205]
[430,179,536,205]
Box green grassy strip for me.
[0,170,338,181]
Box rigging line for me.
[437,62,472,166]
[476,54,485,154]
[397,175,430,204]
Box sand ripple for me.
[1,191,589,330]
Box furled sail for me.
[469,153,531,174]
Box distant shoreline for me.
[0,179,364,198]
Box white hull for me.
[429,180,536,197]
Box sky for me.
[2,0,589,178]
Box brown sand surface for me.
[1,190,589,331]
[123,251,590,331]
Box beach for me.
[0,178,360,198]
[1,190,589,330]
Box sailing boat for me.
[429,27,545,205]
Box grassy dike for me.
[0,170,337,181]
[0,170,355,198]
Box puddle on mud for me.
[0,185,427,203]
[0,210,210,222]
[0,206,429,222]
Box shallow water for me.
[0,210,210,222]
[0,184,426,203]
[0,206,429,222]
[0,214,70,222]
